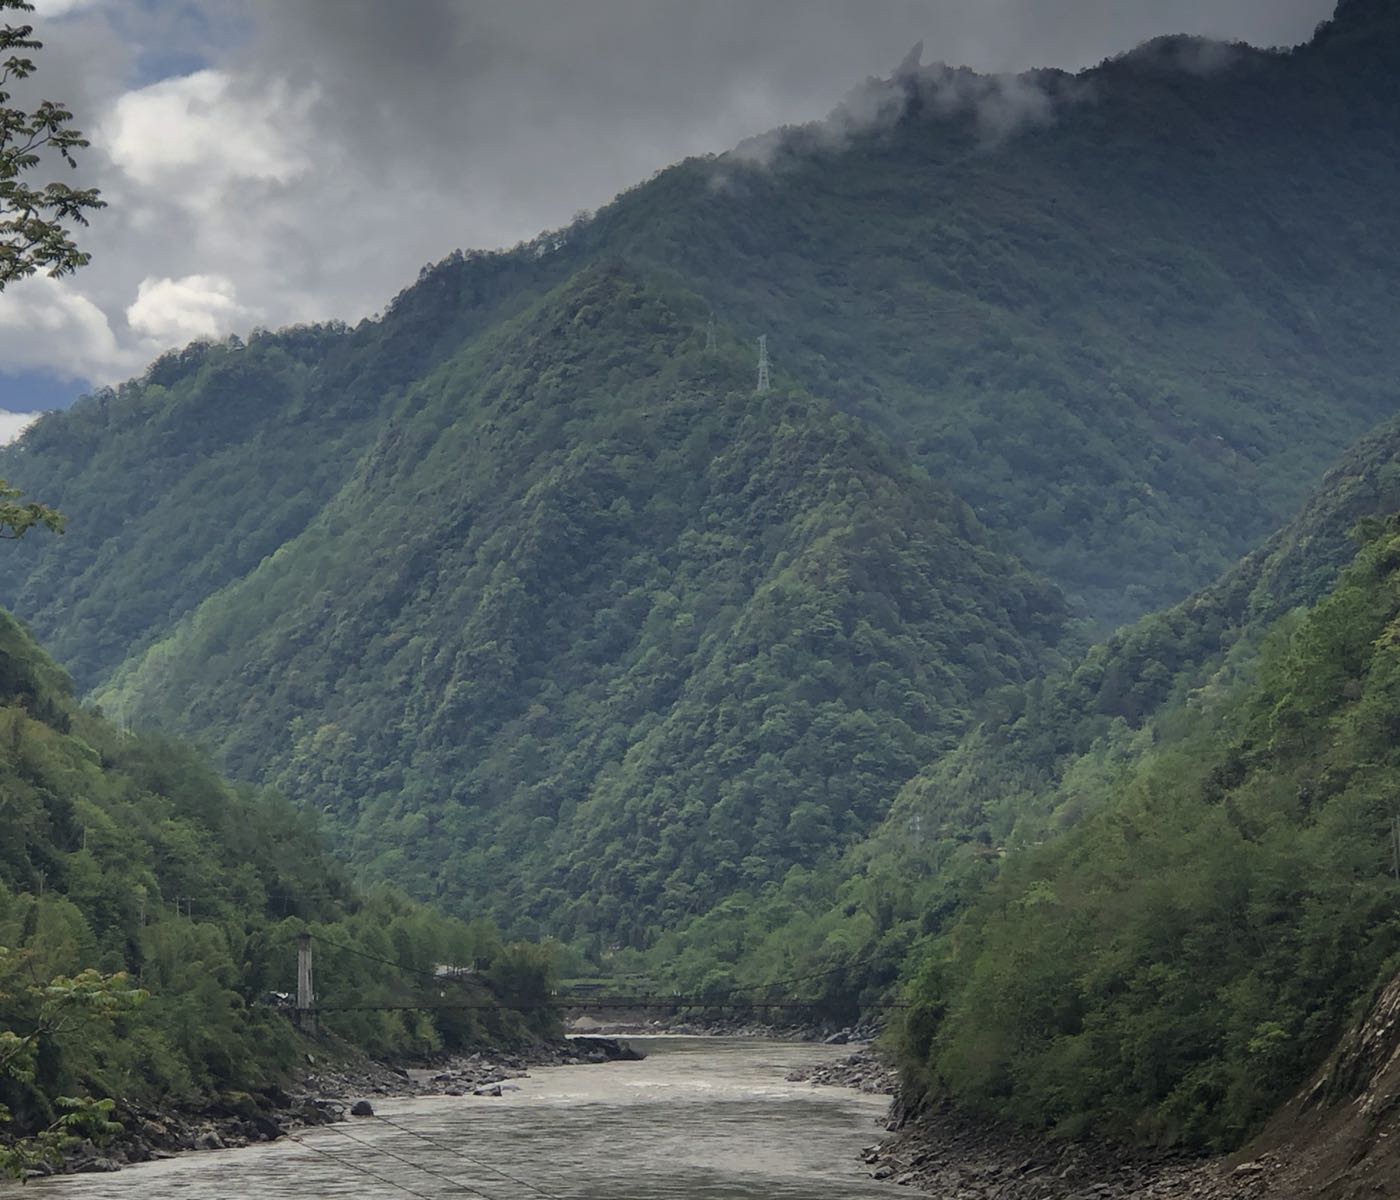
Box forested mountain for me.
[640,391,1400,1157]
[6,0,1400,639]
[900,509,1400,1151]
[54,269,1064,945]
[632,411,1400,1005]
[0,610,555,1145]
[0,0,1397,1000]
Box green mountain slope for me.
[901,512,1400,1151]
[659,381,1400,1152]
[0,608,555,1146]
[556,0,1400,623]
[0,0,1394,965]
[872,410,1400,882]
[82,269,1065,944]
[4,0,1400,680]
[0,251,551,693]
[623,412,1400,1010]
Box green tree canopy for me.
[0,0,103,288]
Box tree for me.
[0,0,103,290]
[0,947,146,1180]
[0,478,61,538]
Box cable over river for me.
[25,1038,896,1199]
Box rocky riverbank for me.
[24,1038,602,1179]
[780,1048,1286,1199]
[861,1101,1287,1199]
[785,1047,897,1095]
[567,1012,884,1043]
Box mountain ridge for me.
[79,266,1066,943]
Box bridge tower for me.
[296,933,317,1035]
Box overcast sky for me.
[0,0,1336,424]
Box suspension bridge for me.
[285,932,906,1028]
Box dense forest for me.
[0,608,556,1162]
[5,0,1400,956]
[68,268,1065,945]
[3,0,1400,1170]
[624,412,1400,1021]
[902,512,1400,1149]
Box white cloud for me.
[29,0,107,17]
[100,69,314,194]
[127,273,256,347]
[0,275,134,380]
[0,412,41,445]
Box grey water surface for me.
[27,1037,895,1198]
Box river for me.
[24,1038,895,1198]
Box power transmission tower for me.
[705,314,717,352]
[756,335,770,394]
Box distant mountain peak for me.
[1314,0,1400,47]
[1110,33,1256,76]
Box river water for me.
[25,1038,895,1199]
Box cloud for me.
[100,68,314,195]
[729,45,1081,174]
[28,0,108,17]
[0,0,1338,408]
[0,412,41,445]
[843,52,1068,140]
[126,273,257,347]
[0,275,134,380]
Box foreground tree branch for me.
[0,0,104,289]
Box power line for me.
[374,1115,565,1200]
[310,934,446,979]
[285,1129,438,1200]
[322,1119,513,1200]
[705,962,861,997]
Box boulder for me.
[569,1036,646,1062]
[350,1100,375,1117]
[249,1115,285,1142]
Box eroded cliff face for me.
[1240,970,1400,1200]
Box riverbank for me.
[24,1036,606,1179]
[19,1037,895,1199]
[785,1047,897,1096]
[861,1100,1289,1199]
[568,1011,883,1044]
[782,1048,1283,1200]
